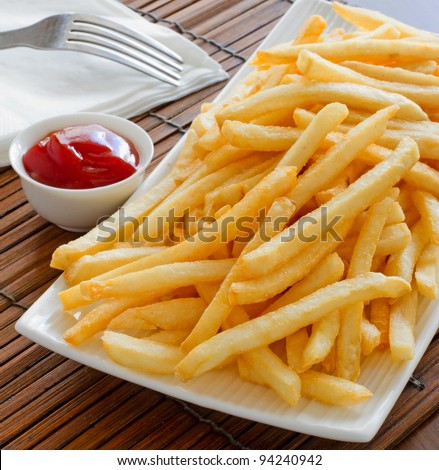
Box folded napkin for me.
[0,0,229,166]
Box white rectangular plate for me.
[15,0,439,443]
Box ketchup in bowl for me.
[22,124,139,189]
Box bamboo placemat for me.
[1,0,438,450]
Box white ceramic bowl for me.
[9,113,153,232]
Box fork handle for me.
[0,25,34,49]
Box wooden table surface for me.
[1,0,438,451]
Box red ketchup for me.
[22,124,139,189]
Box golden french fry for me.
[64,294,159,345]
[361,317,381,356]
[264,252,345,313]
[277,102,349,170]
[375,223,412,256]
[301,310,340,372]
[102,331,185,374]
[64,246,164,285]
[297,49,439,108]
[243,347,301,406]
[370,298,391,350]
[237,357,265,385]
[146,329,191,346]
[286,328,309,372]
[294,15,327,45]
[389,286,419,361]
[412,190,439,244]
[240,137,419,279]
[415,243,439,299]
[341,61,439,86]
[332,1,435,38]
[175,273,410,380]
[108,297,207,331]
[300,370,372,406]
[216,82,427,125]
[80,259,235,302]
[385,220,429,282]
[254,39,439,69]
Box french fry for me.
[108,297,207,331]
[375,223,412,256]
[385,220,428,282]
[341,61,439,87]
[277,102,349,170]
[146,329,191,346]
[175,273,410,380]
[361,317,381,356]
[301,310,340,372]
[240,137,419,279]
[389,286,419,361]
[254,39,439,68]
[297,49,439,108]
[412,190,439,244]
[102,331,185,374]
[294,15,327,45]
[263,252,345,313]
[332,1,435,38]
[80,259,235,302]
[216,82,427,125]
[64,246,164,285]
[370,297,391,350]
[64,293,161,345]
[415,243,439,299]
[300,370,372,406]
[285,328,309,372]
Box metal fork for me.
[0,13,183,86]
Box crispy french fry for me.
[64,246,164,285]
[300,370,372,406]
[301,310,340,371]
[389,286,419,361]
[341,61,439,86]
[175,273,410,380]
[332,1,435,38]
[80,259,235,302]
[361,317,381,356]
[216,82,427,125]
[108,297,207,331]
[415,242,439,299]
[263,252,345,313]
[370,297,391,350]
[146,329,191,346]
[298,49,439,108]
[385,220,428,282]
[375,223,412,256]
[286,328,309,372]
[102,331,185,374]
[294,15,327,45]
[412,190,439,244]
[229,220,350,305]
[254,39,439,68]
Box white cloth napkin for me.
[0,0,229,166]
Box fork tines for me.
[66,14,183,86]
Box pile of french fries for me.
[50,2,439,407]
